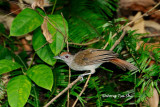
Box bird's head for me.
[54,52,74,64]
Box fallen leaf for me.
[9,2,21,15]
[145,20,160,31]
[21,38,32,51]
[148,88,159,107]
[140,88,159,107]
[120,0,155,9]
[131,12,146,34]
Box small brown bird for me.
[54,49,137,78]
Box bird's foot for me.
[78,74,84,81]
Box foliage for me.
[0,0,159,107]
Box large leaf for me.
[32,28,56,66]
[27,64,53,90]
[47,15,68,55]
[10,8,43,36]
[0,59,22,75]
[7,75,32,107]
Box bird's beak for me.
[54,56,61,59]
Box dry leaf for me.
[143,42,160,52]
[145,20,160,31]
[120,0,155,9]
[21,39,32,51]
[31,0,45,10]
[140,88,159,107]
[0,15,14,30]
[9,2,21,15]
[136,42,160,51]
[132,12,146,34]
[41,17,53,43]
[25,0,51,7]
[148,88,159,107]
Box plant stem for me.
[28,53,36,69]
[16,54,27,70]
[51,0,57,15]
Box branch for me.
[44,76,82,107]
[109,30,126,51]
[72,74,91,107]
[68,38,101,46]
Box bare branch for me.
[109,30,126,51]
[44,76,82,107]
[72,74,91,107]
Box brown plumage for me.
[74,49,117,65]
[73,49,137,71]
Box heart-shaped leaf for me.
[7,75,31,107]
[10,8,43,36]
[27,64,53,90]
[0,59,22,75]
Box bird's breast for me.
[68,62,102,71]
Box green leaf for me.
[27,64,53,90]
[0,45,12,60]
[0,23,6,34]
[10,8,43,36]
[33,28,56,66]
[7,75,32,107]
[136,79,144,87]
[47,15,68,55]
[0,59,22,75]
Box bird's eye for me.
[65,55,69,58]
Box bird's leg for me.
[79,69,96,81]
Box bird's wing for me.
[74,49,118,66]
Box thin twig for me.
[61,12,68,43]
[69,38,101,46]
[2,8,22,18]
[103,2,160,49]
[109,30,126,51]
[72,74,91,107]
[139,33,160,39]
[35,42,48,52]
[67,68,71,107]
[43,76,83,107]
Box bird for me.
[54,49,138,78]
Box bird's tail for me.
[109,58,138,71]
